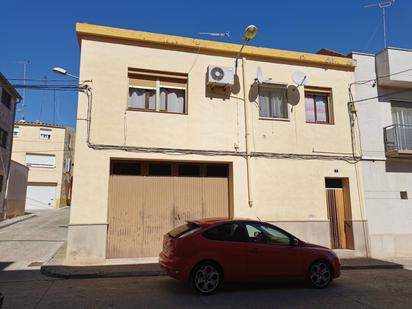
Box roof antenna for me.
[364,0,395,48]
[198,32,230,40]
[16,60,30,121]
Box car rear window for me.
[168,222,199,238]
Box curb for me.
[41,262,403,280]
[341,264,403,270]
[0,214,36,230]
[41,265,166,279]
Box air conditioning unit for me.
[207,65,234,87]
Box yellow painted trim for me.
[76,23,355,69]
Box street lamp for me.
[52,67,80,80]
[235,25,258,70]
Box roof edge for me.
[76,23,356,69]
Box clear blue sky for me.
[1,0,411,129]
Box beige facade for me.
[0,73,21,220]
[68,23,367,265]
[11,122,75,209]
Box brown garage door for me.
[106,162,230,258]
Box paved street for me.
[1,209,412,308]
[0,208,69,271]
[0,268,412,308]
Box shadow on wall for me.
[385,160,412,173]
[205,73,241,100]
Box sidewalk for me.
[41,245,405,279]
[0,213,36,230]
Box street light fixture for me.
[235,25,258,70]
[52,67,80,80]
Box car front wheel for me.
[307,260,333,288]
[191,262,222,295]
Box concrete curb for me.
[41,264,166,279]
[41,259,404,280]
[0,213,36,230]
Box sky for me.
[1,0,412,129]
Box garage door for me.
[106,161,230,258]
[25,183,56,209]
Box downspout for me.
[241,57,254,207]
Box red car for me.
[159,218,340,295]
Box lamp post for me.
[237,25,257,208]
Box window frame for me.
[0,128,8,148]
[202,222,249,243]
[25,153,56,168]
[258,83,289,121]
[1,89,12,109]
[39,128,52,140]
[128,86,157,111]
[159,86,187,114]
[245,222,293,246]
[127,69,188,115]
[13,126,20,138]
[304,88,334,125]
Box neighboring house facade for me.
[11,122,75,209]
[5,160,29,218]
[0,73,21,221]
[353,48,412,258]
[68,23,367,265]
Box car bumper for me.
[332,257,341,278]
[159,252,190,281]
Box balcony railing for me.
[384,124,412,157]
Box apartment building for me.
[67,23,367,265]
[11,122,75,209]
[353,48,412,258]
[0,73,21,220]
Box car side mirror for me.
[291,238,299,247]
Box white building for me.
[353,48,412,258]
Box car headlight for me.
[329,250,337,257]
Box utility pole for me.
[16,60,30,121]
[364,0,395,48]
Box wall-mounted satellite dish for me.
[256,66,264,84]
[292,71,308,87]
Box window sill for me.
[259,117,290,122]
[127,108,187,115]
[305,122,335,125]
[26,165,56,169]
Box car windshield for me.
[168,222,199,238]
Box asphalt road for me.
[0,208,69,271]
[1,268,412,309]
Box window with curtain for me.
[160,88,185,113]
[128,88,156,110]
[305,89,332,124]
[258,85,288,119]
[128,68,187,114]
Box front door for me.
[244,222,302,279]
[325,178,354,249]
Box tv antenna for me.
[364,0,395,48]
[198,32,230,39]
[16,60,30,121]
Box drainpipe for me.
[241,57,254,207]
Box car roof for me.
[190,217,259,226]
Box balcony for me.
[376,48,412,88]
[384,124,412,157]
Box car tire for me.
[191,262,222,295]
[307,260,333,289]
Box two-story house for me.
[11,122,75,209]
[0,73,21,220]
[67,23,367,265]
[353,48,412,258]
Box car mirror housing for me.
[291,238,299,247]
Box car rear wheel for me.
[191,262,222,295]
[307,260,333,288]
